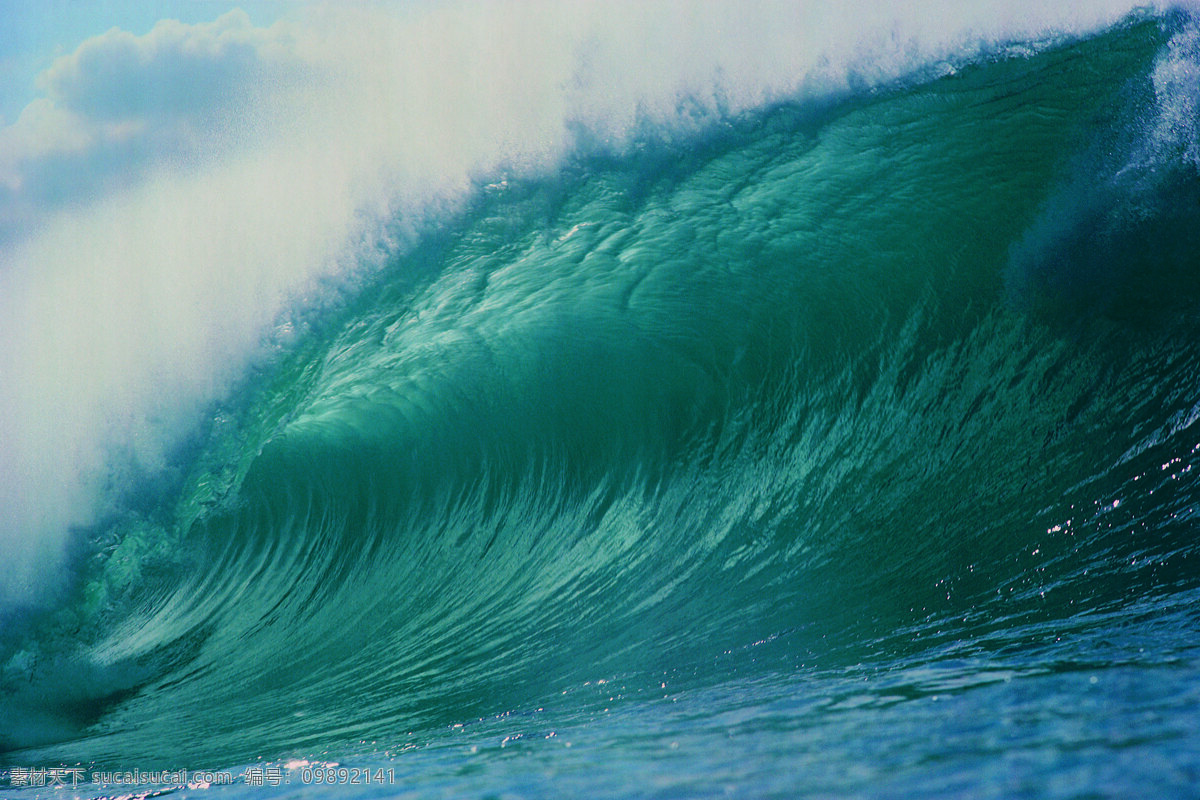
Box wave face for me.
[5,9,1200,798]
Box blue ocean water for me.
[4,6,1200,799]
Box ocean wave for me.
[4,6,1200,798]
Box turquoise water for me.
[4,9,1200,798]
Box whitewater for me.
[3,2,1200,797]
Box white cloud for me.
[0,9,307,243]
[37,11,295,121]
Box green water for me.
[4,12,1200,798]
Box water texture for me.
[3,8,1200,799]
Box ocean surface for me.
[3,6,1200,798]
